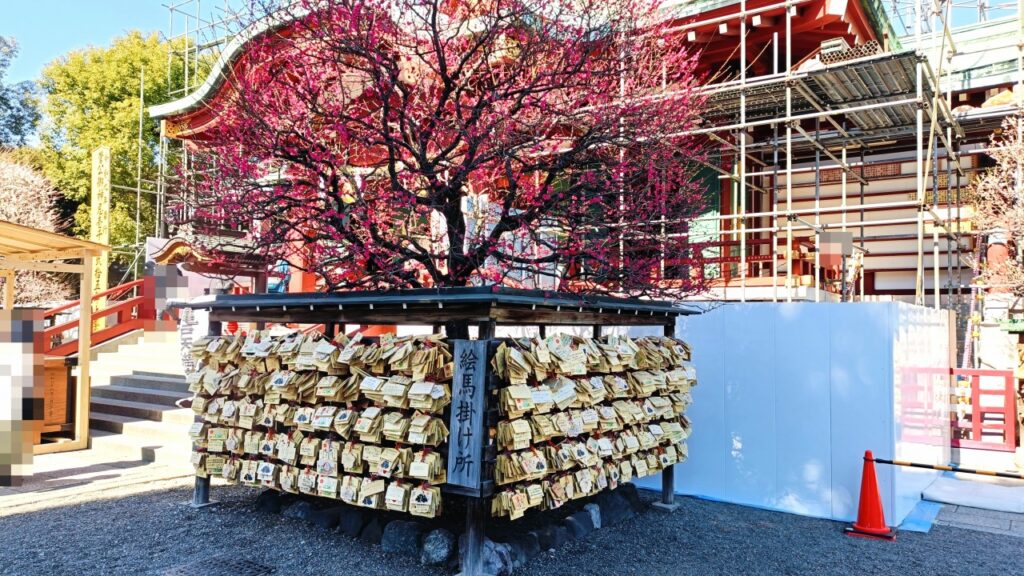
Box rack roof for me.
[178,286,697,326]
[0,219,108,264]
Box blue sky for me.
[0,1,1015,85]
[2,0,170,84]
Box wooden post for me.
[652,321,679,512]
[254,273,267,330]
[74,252,93,448]
[2,270,13,309]
[478,320,495,341]
[461,497,486,576]
[457,323,493,576]
[445,321,470,340]
[192,310,221,508]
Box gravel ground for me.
[521,494,1020,576]
[0,484,442,576]
[0,484,1017,576]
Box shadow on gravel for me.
[0,484,1014,576]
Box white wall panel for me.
[645,302,951,525]
[827,304,895,522]
[772,304,832,517]
[665,312,729,499]
[723,305,777,507]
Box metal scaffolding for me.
[626,0,1023,309]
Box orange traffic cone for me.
[845,450,896,540]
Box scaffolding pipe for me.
[701,157,770,195]
[914,0,925,305]
[860,147,866,300]
[709,133,768,168]
[841,130,847,232]
[607,199,930,230]
[134,66,145,280]
[920,90,964,175]
[772,104,780,302]
[793,80,870,150]
[655,216,939,239]
[687,197,925,221]
[785,2,793,301]
[678,97,921,137]
[813,117,821,302]
[740,0,748,303]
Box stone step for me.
[95,342,185,356]
[135,370,191,379]
[90,397,194,424]
[91,385,188,407]
[83,362,186,379]
[88,371,186,389]
[109,373,190,393]
[89,411,193,441]
[89,429,192,465]
[139,331,182,345]
[92,354,186,373]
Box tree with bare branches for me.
[0,154,71,304]
[972,114,1024,296]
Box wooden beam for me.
[0,260,85,273]
[6,224,84,246]
[205,302,680,327]
[33,437,88,455]
[490,307,675,326]
[1,247,96,263]
[0,236,50,252]
[209,304,488,326]
[74,254,93,448]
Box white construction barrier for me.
[636,302,952,525]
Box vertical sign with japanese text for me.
[447,339,487,495]
[90,147,111,328]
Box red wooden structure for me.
[42,278,158,356]
[952,368,1018,452]
[898,366,1018,452]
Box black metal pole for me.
[841,255,848,302]
[652,322,678,512]
[946,148,954,307]
[192,308,221,508]
[871,456,1024,481]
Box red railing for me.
[42,278,158,356]
[952,369,1018,452]
[898,366,1018,452]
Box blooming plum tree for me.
[182,0,708,296]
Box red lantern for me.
[226,321,239,335]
